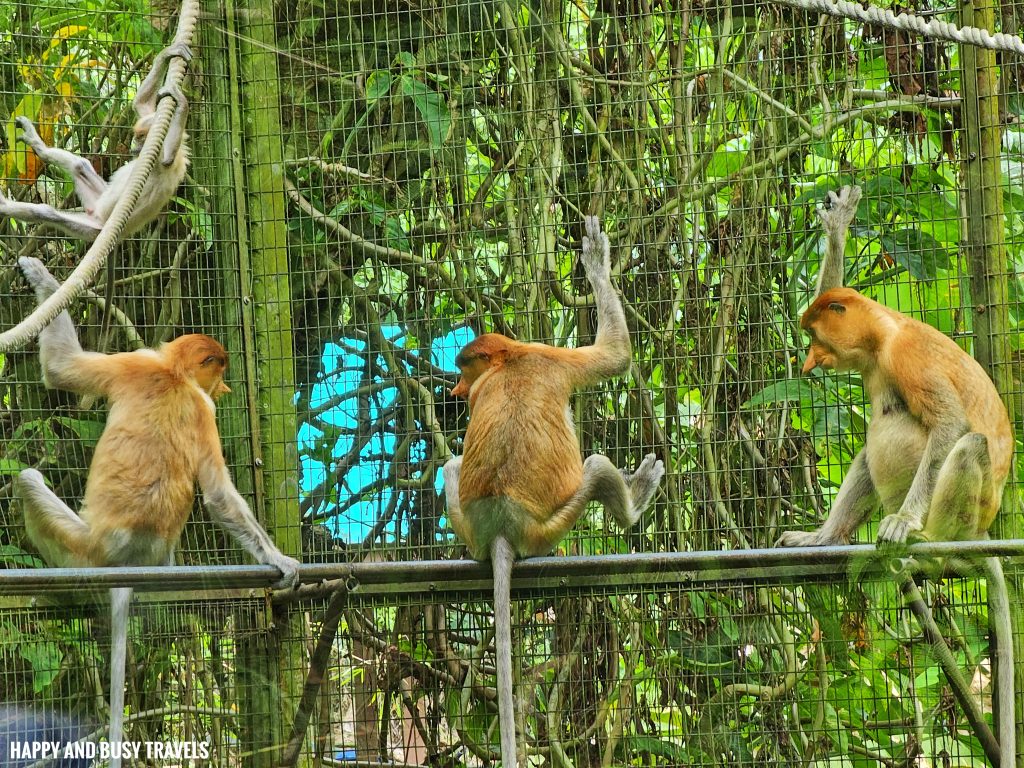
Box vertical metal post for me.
[960,0,1021,760]
[220,0,305,764]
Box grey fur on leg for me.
[579,452,664,530]
[18,256,61,300]
[621,453,665,521]
[776,450,878,548]
[0,192,104,241]
[16,116,107,205]
[442,456,462,514]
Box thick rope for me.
[0,0,201,353]
[774,0,1024,55]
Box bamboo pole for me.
[960,0,1021,759]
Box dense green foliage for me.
[0,0,1021,764]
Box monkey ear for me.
[827,302,846,315]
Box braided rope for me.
[0,0,201,352]
[774,0,1024,55]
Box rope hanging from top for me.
[0,0,201,353]
[773,0,1024,54]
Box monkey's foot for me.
[268,553,301,590]
[157,83,187,109]
[623,453,665,513]
[775,529,849,547]
[876,513,923,546]
[162,42,194,63]
[18,257,60,298]
[816,185,862,234]
[14,116,45,152]
[581,216,611,282]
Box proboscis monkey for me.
[776,185,1011,548]
[15,256,300,768]
[777,186,1014,765]
[443,217,665,766]
[0,43,192,241]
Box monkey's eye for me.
[201,355,219,366]
[827,302,846,314]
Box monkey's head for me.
[800,287,884,374]
[451,333,518,398]
[164,334,232,400]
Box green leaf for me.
[20,641,63,693]
[401,76,450,149]
[706,143,747,179]
[6,93,44,176]
[365,70,393,104]
[395,51,417,69]
[0,545,45,567]
[52,416,104,446]
[744,378,817,407]
[0,458,28,476]
[623,735,690,762]
[913,665,940,689]
[175,198,214,248]
[877,228,951,279]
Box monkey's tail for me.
[983,556,1015,765]
[491,534,518,767]
[109,587,132,768]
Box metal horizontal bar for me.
[0,539,1022,597]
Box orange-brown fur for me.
[803,287,1011,533]
[443,219,664,767]
[778,187,1012,547]
[16,256,299,768]
[451,335,592,556]
[77,335,229,561]
[15,256,299,580]
[780,187,1016,764]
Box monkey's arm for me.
[565,216,631,385]
[135,43,192,166]
[18,257,120,395]
[813,186,861,298]
[197,448,300,589]
[776,449,879,547]
[876,345,969,544]
[134,43,192,117]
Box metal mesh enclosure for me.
[285,568,1013,767]
[0,561,1018,765]
[0,0,1022,765]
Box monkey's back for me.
[459,355,584,550]
[80,373,209,564]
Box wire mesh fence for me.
[0,0,1021,764]
[0,559,1018,766]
